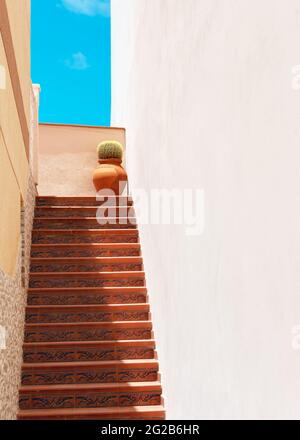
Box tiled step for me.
[31,243,141,258]
[35,206,134,218]
[19,382,162,410]
[27,286,148,306]
[32,229,139,244]
[18,405,165,420]
[24,321,152,343]
[23,340,156,363]
[19,195,165,420]
[33,217,137,230]
[21,359,159,385]
[30,257,143,273]
[25,304,150,323]
[29,271,145,289]
[36,196,133,207]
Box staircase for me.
[18,196,165,420]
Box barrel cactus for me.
[97,140,123,160]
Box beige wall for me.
[0,24,29,275]
[0,0,36,420]
[38,123,126,196]
[0,130,20,275]
[5,0,31,128]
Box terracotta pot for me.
[92,158,127,195]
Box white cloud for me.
[60,0,110,17]
[65,52,90,70]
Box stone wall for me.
[0,172,36,419]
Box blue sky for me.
[31,0,111,126]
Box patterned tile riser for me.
[32,234,139,244]
[22,368,158,385]
[36,198,133,207]
[29,279,145,289]
[31,249,140,258]
[25,311,149,323]
[23,348,155,363]
[19,392,161,410]
[24,328,152,343]
[27,293,147,306]
[33,221,137,230]
[35,208,134,218]
[0,173,36,419]
[30,263,142,273]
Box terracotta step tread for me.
[18,405,165,419]
[20,381,162,393]
[30,271,145,277]
[22,359,158,369]
[35,206,133,209]
[31,243,140,248]
[26,303,149,311]
[32,229,138,234]
[25,321,152,328]
[34,217,136,221]
[31,256,143,263]
[23,339,155,348]
[27,286,147,293]
[36,195,133,198]
[36,196,133,200]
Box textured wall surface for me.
[0,173,35,419]
[111,0,300,419]
[38,124,126,196]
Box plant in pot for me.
[92,140,127,195]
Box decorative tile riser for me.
[23,348,155,363]
[22,369,158,385]
[36,198,133,207]
[31,249,140,258]
[33,221,137,230]
[29,278,145,289]
[35,208,135,217]
[27,292,147,306]
[26,311,149,323]
[19,391,161,410]
[24,328,152,343]
[30,263,143,273]
[32,234,138,244]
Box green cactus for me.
[97,140,123,160]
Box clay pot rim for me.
[98,158,122,165]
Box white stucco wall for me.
[111,0,300,419]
